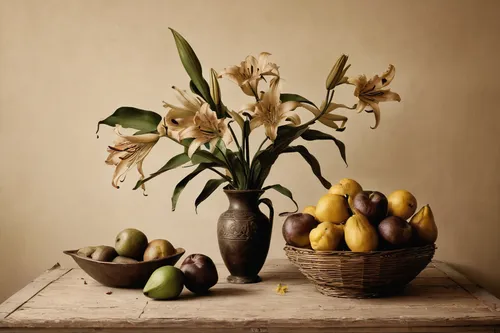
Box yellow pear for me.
[409,205,438,244]
[344,213,378,252]
[302,205,317,218]
[315,194,350,223]
[328,184,347,196]
[338,178,363,197]
[387,190,417,220]
[328,178,363,198]
[309,222,344,251]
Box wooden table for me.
[1,259,499,333]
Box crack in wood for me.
[4,269,73,319]
[138,301,148,319]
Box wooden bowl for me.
[63,248,185,288]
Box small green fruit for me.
[77,246,96,258]
[143,266,184,300]
[115,228,148,260]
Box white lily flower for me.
[240,78,301,141]
[219,52,279,97]
[348,64,401,129]
[179,103,232,157]
[302,101,354,130]
[105,125,161,191]
[162,86,203,140]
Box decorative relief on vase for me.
[218,210,257,241]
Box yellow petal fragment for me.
[275,283,288,295]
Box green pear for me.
[115,228,148,260]
[77,246,96,258]
[143,266,184,300]
[112,256,139,264]
[409,205,438,244]
[91,246,117,262]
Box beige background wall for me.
[1,0,499,302]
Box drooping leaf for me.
[169,29,216,112]
[280,93,317,108]
[194,178,227,213]
[262,184,298,216]
[272,124,310,152]
[97,107,161,134]
[300,129,347,166]
[282,145,331,189]
[134,153,190,190]
[171,163,215,211]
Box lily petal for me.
[280,100,300,113]
[187,138,205,158]
[172,86,202,110]
[326,102,356,113]
[249,118,263,131]
[375,90,401,102]
[380,64,396,88]
[285,112,301,126]
[366,101,381,129]
[355,101,368,113]
[265,124,278,141]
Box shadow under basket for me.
[284,244,436,298]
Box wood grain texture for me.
[1,260,499,333]
[0,263,70,320]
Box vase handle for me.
[258,198,274,228]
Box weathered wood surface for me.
[0,259,499,333]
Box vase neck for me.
[224,190,263,211]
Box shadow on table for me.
[177,286,252,300]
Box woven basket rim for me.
[284,243,436,256]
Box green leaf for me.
[169,29,216,112]
[189,80,203,97]
[300,129,347,166]
[280,93,317,108]
[272,124,310,152]
[172,163,215,211]
[191,150,227,168]
[195,178,227,213]
[227,150,246,189]
[97,107,161,134]
[282,145,331,189]
[134,153,190,190]
[262,184,298,216]
[250,150,280,189]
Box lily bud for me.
[210,68,221,106]
[326,54,349,90]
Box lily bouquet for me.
[97,29,400,213]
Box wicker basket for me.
[284,244,436,298]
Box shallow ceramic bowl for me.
[63,248,185,288]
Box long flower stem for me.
[245,136,250,165]
[249,85,260,102]
[255,137,268,156]
[304,90,334,127]
[227,122,242,151]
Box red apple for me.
[352,191,388,225]
[180,254,218,294]
[282,213,319,248]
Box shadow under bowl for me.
[63,248,185,288]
